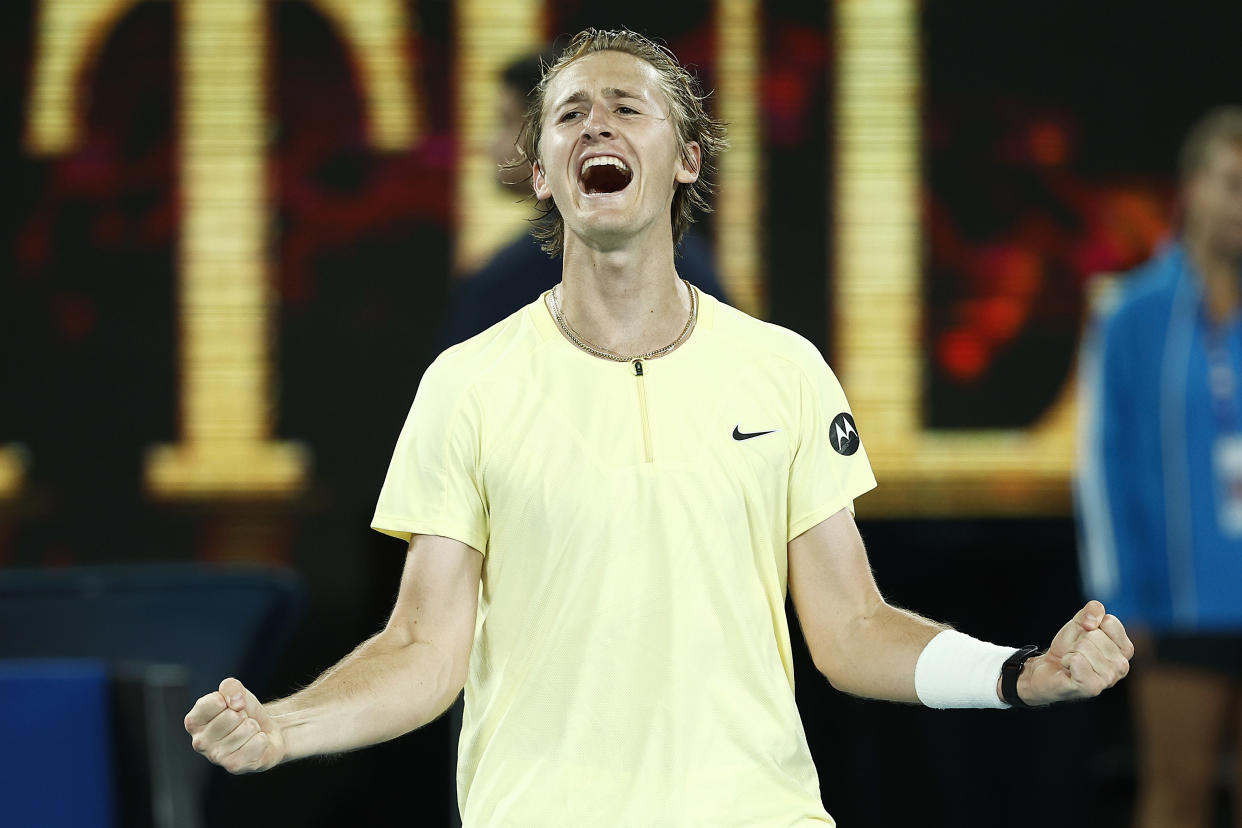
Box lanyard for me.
[1180,245,1242,434]
[1196,287,1241,434]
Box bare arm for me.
[788,506,944,703]
[788,507,1134,706]
[185,532,482,773]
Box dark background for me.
[2,1,1238,825]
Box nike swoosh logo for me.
[733,425,779,441]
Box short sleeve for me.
[787,349,878,541]
[371,357,489,554]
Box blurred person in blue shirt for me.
[1076,106,1242,828]
[438,50,728,349]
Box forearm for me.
[818,601,947,703]
[265,630,463,763]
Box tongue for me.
[581,164,632,194]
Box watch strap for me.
[1000,645,1043,708]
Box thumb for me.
[218,677,277,733]
[1048,600,1106,656]
[1076,600,1106,632]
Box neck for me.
[555,230,692,355]
[1186,229,1242,324]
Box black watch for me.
[1000,645,1043,708]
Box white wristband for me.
[914,629,1018,709]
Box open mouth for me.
[579,155,633,195]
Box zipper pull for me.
[632,358,643,376]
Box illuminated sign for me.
[23,0,420,496]
[834,0,1077,516]
[13,0,1081,514]
[714,0,763,318]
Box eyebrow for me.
[553,87,643,110]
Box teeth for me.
[580,155,630,176]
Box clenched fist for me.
[1015,599,1135,706]
[184,677,285,774]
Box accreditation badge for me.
[1212,433,1242,537]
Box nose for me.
[581,102,614,139]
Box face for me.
[531,50,701,251]
[490,86,530,191]
[1185,139,1242,257]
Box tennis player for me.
[185,28,1133,826]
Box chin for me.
[573,205,634,231]
[1217,231,1242,259]
[563,193,664,248]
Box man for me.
[1077,106,1242,828]
[437,49,727,350]
[187,28,1133,826]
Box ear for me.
[675,141,701,185]
[531,159,553,201]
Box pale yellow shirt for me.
[372,285,877,827]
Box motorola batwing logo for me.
[830,412,860,456]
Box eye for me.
[559,110,582,122]
[617,106,638,115]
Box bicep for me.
[385,533,483,675]
[787,506,884,671]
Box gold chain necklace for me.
[548,278,698,362]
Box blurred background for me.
[1,0,1239,826]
